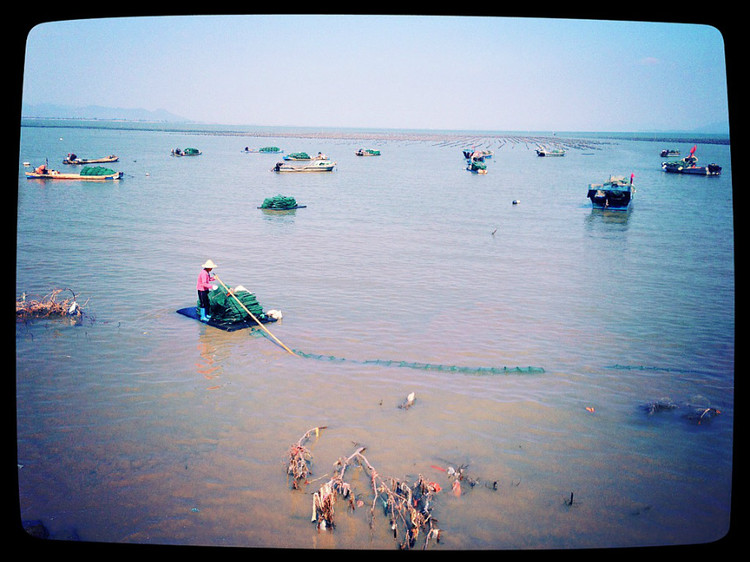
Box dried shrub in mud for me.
[289,434,442,550]
[16,288,88,322]
[286,426,327,489]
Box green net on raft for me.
[184,148,201,155]
[261,194,298,209]
[293,350,545,375]
[288,152,310,159]
[259,146,281,152]
[80,166,116,176]
[200,285,268,323]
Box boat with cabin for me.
[587,174,634,210]
[272,159,336,173]
[661,146,721,175]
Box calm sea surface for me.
[16,121,734,550]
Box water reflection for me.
[584,207,632,231]
[195,338,223,388]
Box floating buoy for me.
[512,200,520,205]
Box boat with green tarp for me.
[244,146,283,153]
[26,164,123,181]
[171,147,202,156]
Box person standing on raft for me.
[197,259,217,322]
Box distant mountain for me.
[21,103,192,123]
[689,120,731,135]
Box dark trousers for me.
[198,290,210,310]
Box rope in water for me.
[293,350,545,375]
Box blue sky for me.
[22,15,730,132]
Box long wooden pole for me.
[214,275,297,356]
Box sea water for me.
[16,121,734,549]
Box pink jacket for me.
[196,269,215,291]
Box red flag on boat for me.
[690,145,697,155]
[630,173,634,184]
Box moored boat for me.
[466,160,488,174]
[535,146,565,157]
[587,174,634,210]
[355,148,381,156]
[244,146,283,154]
[63,153,119,165]
[661,145,721,175]
[272,159,336,173]
[171,147,202,156]
[26,164,123,181]
[462,148,493,160]
[660,149,680,157]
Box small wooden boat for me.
[243,146,283,154]
[587,174,634,210]
[171,147,202,156]
[535,147,565,157]
[26,165,123,181]
[63,154,119,165]
[660,149,680,157]
[355,148,381,156]
[272,160,336,173]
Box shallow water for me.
[16,122,733,549]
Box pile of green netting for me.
[184,148,201,155]
[261,194,298,210]
[80,166,117,176]
[200,284,268,324]
[287,152,310,159]
[259,146,281,153]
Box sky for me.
[21,14,731,132]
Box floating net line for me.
[293,350,544,375]
[604,364,722,377]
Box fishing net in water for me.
[294,350,544,375]
[80,166,116,176]
[261,194,298,209]
[200,285,268,323]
